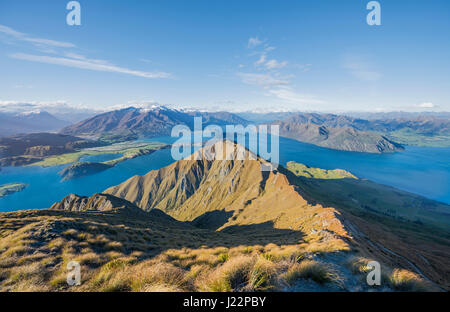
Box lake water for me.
[1,136,449,212]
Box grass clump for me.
[217,253,229,263]
[389,269,431,292]
[200,256,256,292]
[247,258,278,291]
[283,260,336,285]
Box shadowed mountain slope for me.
[0,141,446,292]
[104,141,349,239]
[273,120,403,153]
[104,140,449,290]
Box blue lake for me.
[0,136,449,212]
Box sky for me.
[0,0,449,114]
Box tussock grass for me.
[389,269,432,292]
[283,260,338,285]
[217,253,229,263]
[98,261,190,292]
[247,258,278,291]
[0,209,438,292]
[199,256,256,292]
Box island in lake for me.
[0,183,27,198]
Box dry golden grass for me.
[0,208,438,292]
[198,255,256,292]
[389,269,432,292]
[283,260,338,285]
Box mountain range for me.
[60,106,248,138]
[271,112,450,135]
[0,111,69,137]
[3,105,449,156]
[272,117,404,153]
[1,141,448,292]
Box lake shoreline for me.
[0,136,449,211]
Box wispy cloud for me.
[266,86,324,104]
[253,53,288,70]
[239,37,322,108]
[238,72,289,88]
[0,100,102,116]
[10,53,172,79]
[254,54,267,66]
[264,59,288,70]
[417,102,436,109]
[1,24,171,80]
[248,37,263,49]
[0,24,75,48]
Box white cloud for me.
[417,102,435,108]
[0,100,103,122]
[10,53,172,79]
[239,37,321,109]
[266,87,324,105]
[1,24,171,80]
[248,37,263,48]
[264,59,288,70]
[238,72,290,88]
[255,54,267,66]
[0,24,75,48]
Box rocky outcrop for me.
[50,193,142,213]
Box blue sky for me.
[0,0,449,113]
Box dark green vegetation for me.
[0,183,27,198]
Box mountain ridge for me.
[272,119,404,153]
[60,107,249,138]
